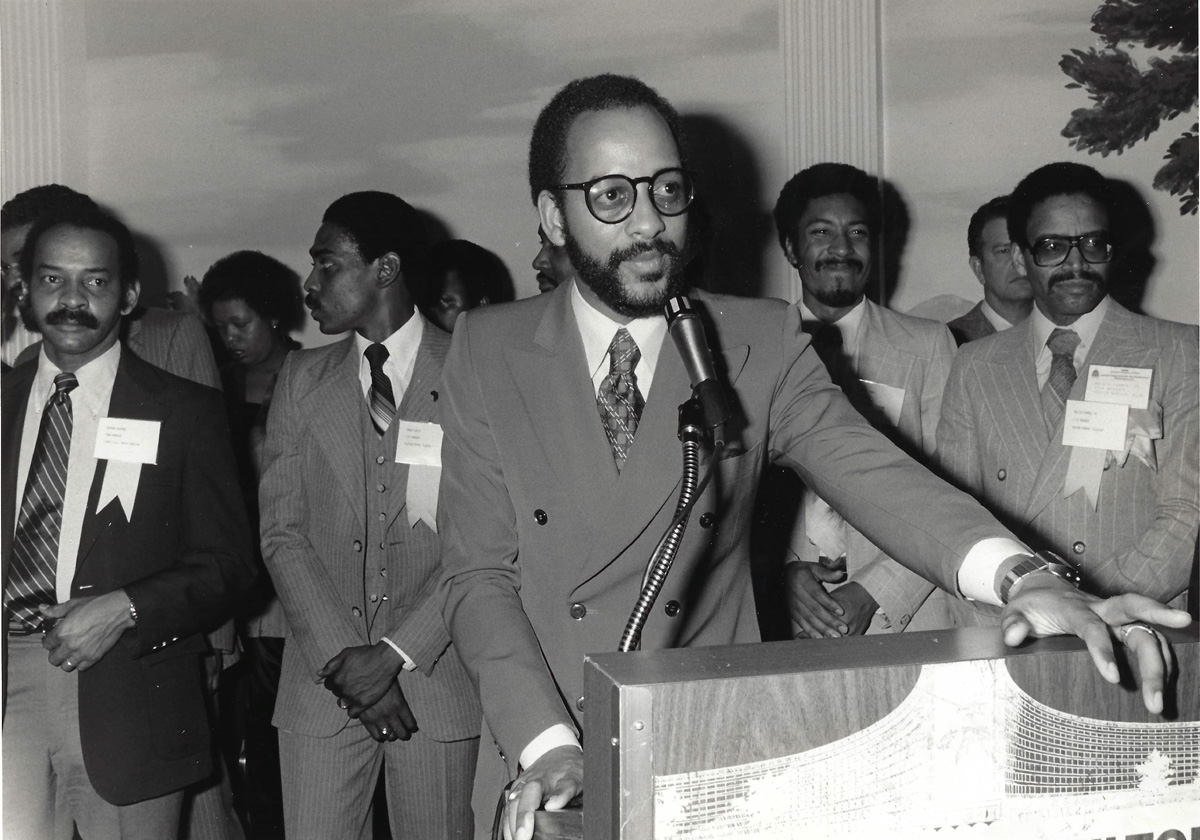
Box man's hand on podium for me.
[505,744,583,840]
[1002,574,1192,714]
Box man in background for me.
[947,195,1033,345]
[531,224,574,293]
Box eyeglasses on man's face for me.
[552,168,695,224]
[1029,233,1113,267]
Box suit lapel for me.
[2,365,36,584]
[304,338,368,530]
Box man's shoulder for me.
[863,300,954,350]
[1115,304,1199,350]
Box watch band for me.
[999,550,1082,603]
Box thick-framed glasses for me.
[1031,233,1113,267]
[552,168,695,224]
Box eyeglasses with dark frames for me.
[552,168,695,225]
[1030,233,1113,267]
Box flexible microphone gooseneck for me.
[663,296,732,437]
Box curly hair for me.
[528,74,687,206]
[199,250,304,333]
[19,205,139,291]
[1007,163,1114,248]
[773,163,881,252]
[2,184,97,232]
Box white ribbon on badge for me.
[97,459,142,521]
[1063,402,1162,510]
[406,465,440,533]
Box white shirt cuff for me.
[956,537,1030,605]
[519,724,580,770]
[380,636,417,672]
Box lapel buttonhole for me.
[431,390,439,402]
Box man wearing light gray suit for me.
[259,192,479,838]
[436,76,1191,840]
[937,162,1198,627]
[766,163,958,638]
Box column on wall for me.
[779,0,883,301]
[1,0,88,198]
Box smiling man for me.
[2,206,254,839]
[437,77,1190,840]
[937,162,1198,626]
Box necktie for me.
[596,328,644,472]
[5,372,79,630]
[1041,328,1081,431]
[365,343,396,436]
[807,322,844,386]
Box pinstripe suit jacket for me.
[259,321,479,741]
[788,299,958,632]
[937,298,1198,625]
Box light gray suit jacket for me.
[788,299,958,632]
[937,298,1198,623]
[259,322,479,741]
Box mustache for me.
[1049,267,1104,286]
[815,257,865,272]
[607,238,683,268]
[45,308,100,328]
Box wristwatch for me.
[999,550,1082,603]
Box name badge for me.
[93,418,161,464]
[1084,365,1152,409]
[859,380,905,428]
[1062,399,1128,451]
[394,420,443,466]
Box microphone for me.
[663,295,732,433]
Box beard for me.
[806,257,867,309]
[564,229,689,319]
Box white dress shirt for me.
[570,280,667,397]
[980,300,1019,333]
[15,342,121,603]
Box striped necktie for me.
[596,328,644,472]
[1041,328,1080,431]
[364,343,396,436]
[5,372,79,630]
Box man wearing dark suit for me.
[765,162,958,638]
[436,75,1191,840]
[2,207,254,839]
[947,195,1033,346]
[259,192,479,839]
[938,162,1198,626]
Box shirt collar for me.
[797,296,867,347]
[569,279,666,385]
[353,310,425,371]
[980,299,1017,331]
[1030,294,1109,359]
[33,340,121,416]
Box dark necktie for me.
[596,328,644,472]
[1041,328,1081,431]
[808,322,845,386]
[5,372,79,630]
[365,343,396,436]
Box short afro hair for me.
[19,205,139,291]
[528,74,687,205]
[322,191,432,293]
[773,163,881,252]
[967,195,1010,258]
[199,250,305,333]
[2,184,97,232]
[428,239,513,307]
[1007,162,1115,249]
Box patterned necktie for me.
[5,372,79,630]
[596,328,644,472]
[808,322,844,386]
[364,343,396,436]
[1041,328,1081,431]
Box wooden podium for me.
[532,625,1199,840]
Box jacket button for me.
[534,509,548,525]
[377,455,387,465]
[351,606,362,617]
[377,484,386,493]
[378,512,386,521]
[900,614,911,625]
[1072,541,1086,554]
[369,594,378,603]
[569,602,586,620]
[664,600,681,617]
[997,469,1007,481]
[576,696,585,712]
[353,540,362,552]
[699,513,714,528]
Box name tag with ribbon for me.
[93,418,160,520]
[394,420,442,532]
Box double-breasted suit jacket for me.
[2,349,255,805]
[438,283,1018,770]
[937,297,1198,625]
[786,299,958,632]
[259,323,479,742]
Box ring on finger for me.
[1118,622,1158,645]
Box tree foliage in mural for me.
[1060,0,1198,215]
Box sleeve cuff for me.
[380,636,418,672]
[519,724,580,770]
[957,537,1030,606]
